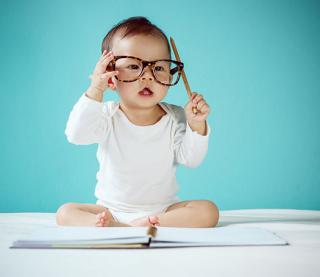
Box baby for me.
[56,16,219,228]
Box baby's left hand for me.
[184,93,210,136]
[185,92,211,123]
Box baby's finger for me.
[94,55,114,74]
[196,99,207,110]
[100,50,107,59]
[99,50,111,61]
[101,54,114,66]
[199,103,210,114]
[100,51,113,62]
[193,94,204,105]
[191,92,198,100]
[99,70,119,79]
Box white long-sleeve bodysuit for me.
[65,93,211,223]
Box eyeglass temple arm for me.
[170,67,179,75]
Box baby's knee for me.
[56,202,77,225]
[201,200,219,227]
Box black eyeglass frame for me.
[107,55,184,86]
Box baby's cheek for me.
[156,84,169,96]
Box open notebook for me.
[11,226,288,249]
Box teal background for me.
[0,0,319,212]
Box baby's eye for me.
[154,66,164,72]
[127,64,140,70]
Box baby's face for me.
[110,34,170,110]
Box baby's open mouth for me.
[138,87,154,96]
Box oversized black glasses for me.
[107,56,184,86]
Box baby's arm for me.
[173,92,211,167]
[65,92,109,145]
[65,50,119,145]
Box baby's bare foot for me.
[129,215,160,227]
[95,209,114,227]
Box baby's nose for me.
[141,66,154,81]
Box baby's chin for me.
[134,101,162,110]
[120,100,156,111]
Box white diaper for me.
[96,199,177,224]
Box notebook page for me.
[15,226,149,243]
[151,226,288,246]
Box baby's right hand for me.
[88,50,119,93]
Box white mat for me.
[1,209,320,277]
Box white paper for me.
[13,226,149,243]
[151,226,288,247]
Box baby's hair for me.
[101,16,171,58]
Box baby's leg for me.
[155,200,219,228]
[56,203,130,227]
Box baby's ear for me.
[107,77,117,91]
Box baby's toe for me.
[96,209,114,227]
[96,212,105,225]
[96,212,103,220]
[148,216,160,226]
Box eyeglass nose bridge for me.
[139,61,156,79]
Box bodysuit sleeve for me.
[65,93,114,145]
[171,105,211,168]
